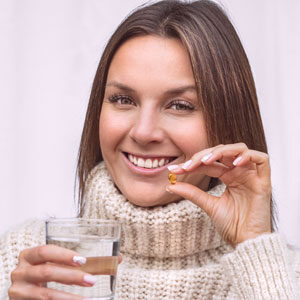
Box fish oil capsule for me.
[168,173,176,184]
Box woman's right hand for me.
[8,244,97,300]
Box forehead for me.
[106,35,196,88]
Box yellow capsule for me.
[168,173,176,184]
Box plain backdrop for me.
[0,0,300,246]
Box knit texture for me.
[1,161,300,299]
[222,233,300,299]
[0,219,45,299]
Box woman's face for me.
[100,35,210,206]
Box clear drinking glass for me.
[46,218,121,300]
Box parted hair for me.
[76,0,277,230]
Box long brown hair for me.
[76,0,277,230]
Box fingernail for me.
[83,274,97,285]
[166,186,173,194]
[201,153,213,162]
[182,160,192,170]
[73,256,86,265]
[167,165,179,171]
[233,156,242,166]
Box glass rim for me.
[45,217,121,227]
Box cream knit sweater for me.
[1,162,300,299]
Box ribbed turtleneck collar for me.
[82,162,227,258]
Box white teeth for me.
[137,158,145,167]
[129,154,134,163]
[144,159,152,168]
[158,158,165,167]
[127,154,172,169]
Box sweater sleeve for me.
[0,219,45,299]
[222,233,300,300]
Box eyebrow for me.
[105,81,197,96]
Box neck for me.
[83,161,228,258]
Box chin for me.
[122,189,179,207]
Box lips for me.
[125,153,176,169]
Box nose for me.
[129,108,164,146]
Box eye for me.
[168,100,194,111]
[108,94,135,106]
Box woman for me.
[2,0,300,299]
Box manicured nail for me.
[233,156,242,166]
[73,256,86,265]
[167,165,179,171]
[83,274,97,285]
[182,160,192,169]
[166,186,173,194]
[201,153,213,162]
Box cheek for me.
[99,110,121,155]
[170,120,208,156]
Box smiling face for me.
[99,35,210,206]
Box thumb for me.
[167,182,218,217]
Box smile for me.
[125,153,176,169]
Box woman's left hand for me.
[166,143,272,247]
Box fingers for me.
[182,144,225,170]
[171,161,230,179]
[168,143,270,179]
[166,182,218,217]
[19,244,84,267]
[200,144,270,178]
[232,149,270,178]
[8,283,83,300]
[10,245,123,299]
[11,263,96,287]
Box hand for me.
[9,244,122,299]
[166,143,272,246]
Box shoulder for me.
[222,232,300,274]
[221,233,300,299]
[287,242,300,277]
[1,218,45,258]
[1,218,45,247]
